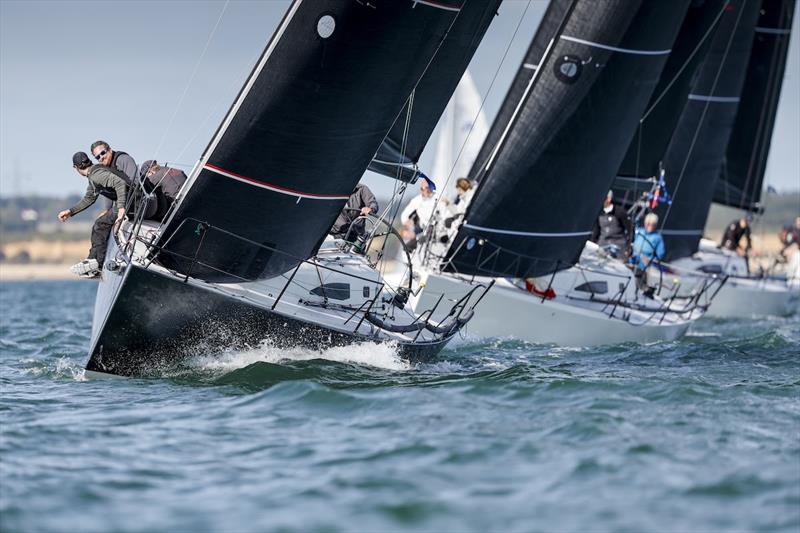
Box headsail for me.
[445,0,691,279]
[155,1,466,282]
[653,0,761,260]
[714,0,796,211]
[367,1,501,184]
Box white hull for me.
[413,272,692,345]
[669,239,800,318]
[705,276,800,317]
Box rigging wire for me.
[660,0,748,230]
[152,0,231,161]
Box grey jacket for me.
[148,166,187,200]
[69,165,129,216]
[330,184,379,236]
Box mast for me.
[444,0,691,279]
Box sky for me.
[1,0,798,200]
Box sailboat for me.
[408,0,715,346]
[701,0,799,316]
[85,0,501,378]
[616,0,798,318]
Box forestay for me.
[714,0,796,212]
[367,0,501,184]
[155,1,464,282]
[445,0,690,279]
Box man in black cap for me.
[58,152,129,277]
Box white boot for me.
[70,258,100,277]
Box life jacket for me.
[110,151,135,186]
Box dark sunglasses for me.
[93,149,108,161]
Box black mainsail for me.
[156,1,465,282]
[714,0,796,211]
[615,0,729,207]
[649,0,761,260]
[467,0,572,182]
[368,0,501,183]
[444,0,691,279]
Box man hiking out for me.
[58,152,128,278]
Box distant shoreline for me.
[0,264,75,281]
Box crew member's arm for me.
[58,183,98,221]
[96,168,129,222]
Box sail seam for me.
[560,35,671,55]
[463,224,590,238]
[754,26,790,34]
[204,164,350,200]
[412,0,462,12]
[687,94,740,102]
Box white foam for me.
[185,339,411,373]
[22,357,87,381]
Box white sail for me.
[430,70,488,195]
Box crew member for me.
[90,140,144,216]
[630,212,665,296]
[58,152,128,277]
[591,190,633,257]
[330,183,379,241]
[400,177,437,248]
[138,160,188,220]
[720,216,752,256]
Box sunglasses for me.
[93,149,108,161]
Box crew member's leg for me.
[89,209,118,266]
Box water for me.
[1,280,798,532]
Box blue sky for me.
[1,0,798,199]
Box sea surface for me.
[1,280,798,532]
